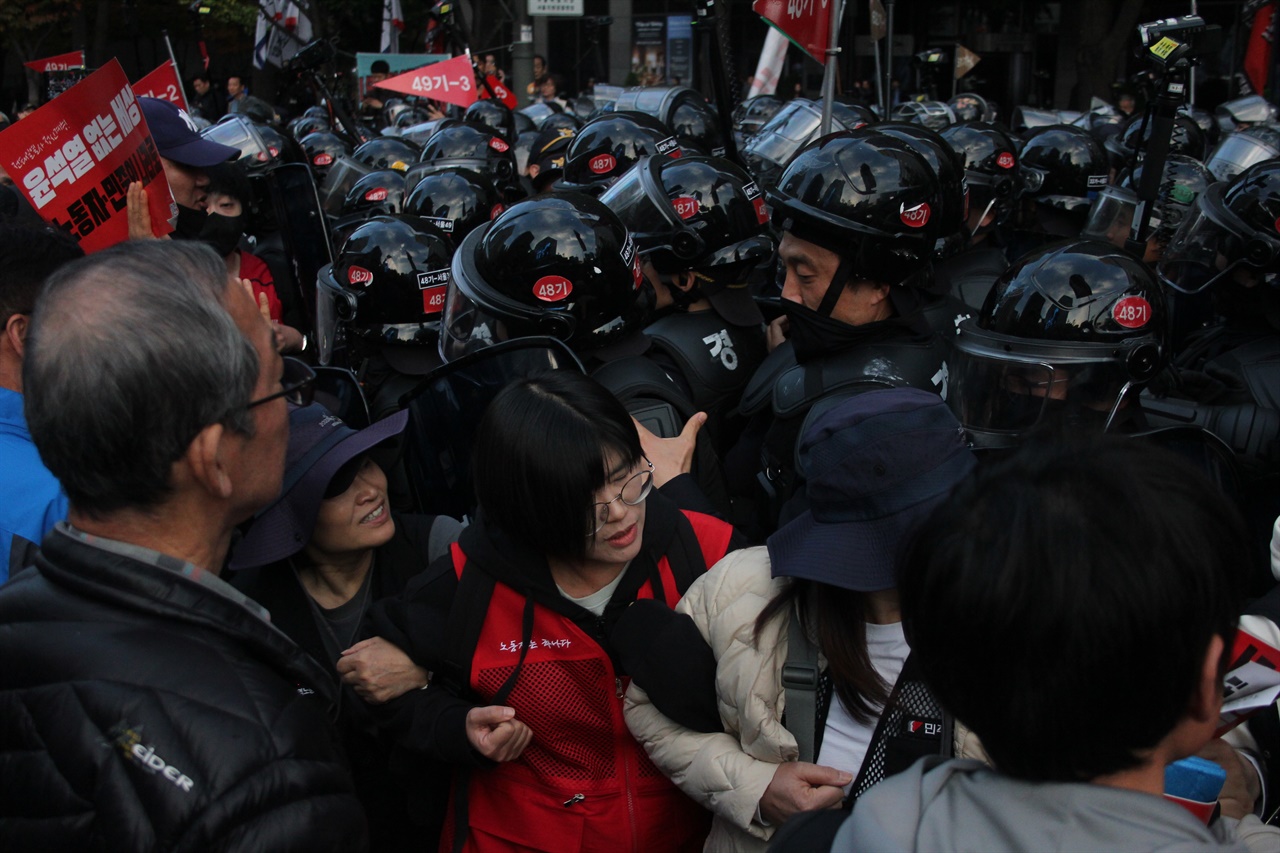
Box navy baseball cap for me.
[228,403,409,569]
[139,97,239,168]
[767,388,976,592]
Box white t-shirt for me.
[557,569,626,617]
[815,620,910,794]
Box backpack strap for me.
[783,601,821,764]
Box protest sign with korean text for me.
[133,60,188,111]
[0,59,174,252]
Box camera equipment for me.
[1135,16,1222,69]
[1124,16,1222,256]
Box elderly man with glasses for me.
[0,241,366,850]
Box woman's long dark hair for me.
[755,580,889,724]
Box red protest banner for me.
[379,54,478,109]
[478,75,518,110]
[752,0,833,64]
[23,50,86,73]
[0,59,175,252]
[133,60,188,111]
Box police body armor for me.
[741,336,950,525]
[1143,334,1280,467]
[589,352,732,515]
[643,310,768,455]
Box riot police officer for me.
[730,129,952,531]
[601,154,775,455]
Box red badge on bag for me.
[900,202,931,228]
[533,275,573,302]
[1113,296,1151,329]
[589,153,616,174]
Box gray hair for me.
[24,240,259,517]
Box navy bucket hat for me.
[767,387,976,592]
[228,403,408,570]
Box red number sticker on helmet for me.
[997,151,1016,169]
[673,196,699,220]
[632,256,644,290]
[488,137,510,152]
[1274,216,1280,234]
[900,202,931,228]
[1113,296,1151,329]
[534,275,573,302]
[347,266,374,286]
[422,285,448,314]
[753,197,769,224]
[313,153,334,166]
[364,187,389,202]
[589,153,616,174]
[490,203,505,220]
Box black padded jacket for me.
[0,525,368,852]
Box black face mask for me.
[782,298,865,362]
[199,213,244,257]
[171,203,209,241]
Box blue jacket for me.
[0,388,66,582]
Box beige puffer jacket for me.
[624,546,981,852]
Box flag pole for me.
[881,0,895,116]
[819,0,845,134]
[162,31,190,108]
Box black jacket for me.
[230,513,458,852]
[0,525,368,852]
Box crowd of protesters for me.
[3,46,1280,853]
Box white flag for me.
[253,0,282,70]
[256,1,313,69]
[382,0,405,54]
[748,26,789,98]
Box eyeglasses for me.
[246,357,316,409]
[590,458,655,535]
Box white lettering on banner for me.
[411,74,472,94]
[83,113,123,161]
[785,0,828,18]
[23,166,56,209]
[110,87,141,135]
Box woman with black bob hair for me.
[363,370,740,852]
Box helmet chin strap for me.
[817,258,855,317]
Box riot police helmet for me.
[876,121,971,258]
[949,238,1168,448]
[766,128,942,286]
[940,120,1022,229]
[1159,159,1280,294]
[402,167,506,246]
[464,99,518,142]
[316,214,456,365]
[352,136,421,173]
[1019,124,1110,212]
[441,193,651,361]
[559,111,682,195]
[600,154,773,322]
